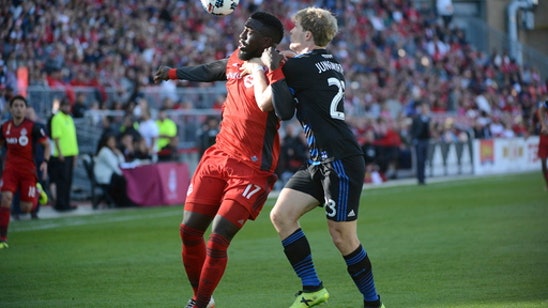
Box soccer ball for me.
[200,0,240,16]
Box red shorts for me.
[185,146,277,223]
[1,167,38,203]
[539,134,548,159]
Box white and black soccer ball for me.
[200,0,240,16]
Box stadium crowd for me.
[1,0,547,181]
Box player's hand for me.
[153,66,171,83]
[261,47,284,70]
[541,125,548,135]
[240,59,264,76]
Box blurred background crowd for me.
[1,0,547,184]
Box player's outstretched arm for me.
[153,60,229,84]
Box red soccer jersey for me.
[214,50,280,173]
[0,118,48,175]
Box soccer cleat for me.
[365,304,385,308]
[290,288,329,308]
[0,241,8,249]
[184,297,215,308]
[37,182,48,205]
[364,298,385,308]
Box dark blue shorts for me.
[285,155,366,221]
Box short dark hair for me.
[9,95,28,107]
[59,97,71,106]
[250,11,284,44]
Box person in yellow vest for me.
[155,107,178,162]
[49,98,79,211]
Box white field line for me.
[11,209,180,232]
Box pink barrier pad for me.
[122,162,190,206]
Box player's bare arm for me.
[240,59,273,112]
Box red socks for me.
[0,207,10,241]
[195,233,230,308]
[180,224,206,294]
[180,224,231,308]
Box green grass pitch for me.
[1,172,547,307]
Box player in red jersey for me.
[536,100,548,190]
[0,95,50,248]
[153,12,285,308]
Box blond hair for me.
[294,7,338,47]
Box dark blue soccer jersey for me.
[282,49,362,162]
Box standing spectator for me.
[0,96,51,248]
[436,0,454,28]
[278,123,307,186]
[197,116,220,158]
[153,11,284,308]
[49,98,79,211]
[410,102,432,185]
[260,8,384,308]
[136,107,159,161]
[72,93,88,118]
[155,107,178,162]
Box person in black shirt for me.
[409,102,432,185]
[197,115,219,158]
[247,7,384,308]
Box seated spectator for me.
[133,136,153,162]
[93,134,132,207]
[119,132,137,163]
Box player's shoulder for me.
[0,118,12,128]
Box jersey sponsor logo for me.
[348,209,356,217]
[226,71,243,80]
[5,137,18,144]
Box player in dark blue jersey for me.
[247,7,384,308]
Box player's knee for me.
[179,223,205,245]
[0,193,13,208]
[269,207,284,228]
[20,202,33,213]
[269,207,277,223]
[329,227,359,253]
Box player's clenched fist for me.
[153,66,171,83]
